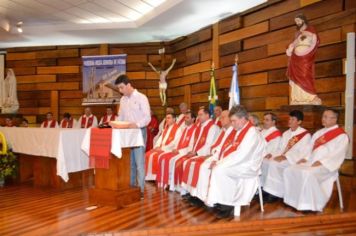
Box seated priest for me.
[283,109,349,212]
[4,117,15,127]
[260,112,282,184]
[153,107,174,146]
[193,105,266,218]
[181,110,236,197]
[263,110,311,202]
[60,112,76,128]
[146,110,159,152]
[248,113,261,131]
[172,107,220,192]
[99,107,118,127]
[213,106,222,128]
[41,112,59,128]
[77,107,98,128]
[145,112,182,181]
[176,102,189,128]
[156,110,197,189]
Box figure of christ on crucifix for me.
[148,58,176,106]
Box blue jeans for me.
[130,127,147,193]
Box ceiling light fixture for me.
[16,21,23,33]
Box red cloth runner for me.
[89,128,112,169]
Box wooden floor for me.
[1,182,356,236]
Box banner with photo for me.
[82,54,126,105]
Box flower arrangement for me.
[0,150,17,187]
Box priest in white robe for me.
[145,113,182,180]
[77,107,98,128]
[171,107,220,192]
[283,109,349,211]
[195,105,266,218]
[156,110,197,188]
[263,110,311,201]
[260,112,282,185]
[181,110,235,196]
[40,112,59,128]
[153,107,174,146]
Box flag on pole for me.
[229,61,240,109]
[208,63,218,116]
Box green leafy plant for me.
[0,150,17,181]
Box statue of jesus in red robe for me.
[286,14,322,105]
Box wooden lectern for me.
[88,149,141,208]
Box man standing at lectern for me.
[115,74,151,198]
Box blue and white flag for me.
[228,63,240,109]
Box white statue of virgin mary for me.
[1,69,19,114]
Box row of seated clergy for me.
[145,107,221,183]
[181,106,266,218]
[40,107,117,129]
[152,104,222,147]
[262,109,348,212]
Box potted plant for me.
[0,150,17,187]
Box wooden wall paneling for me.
[241,83,289,99]
[268,68,288,83]
[183,61,211,76]
[239,54,287,74]
[170,27,212,52]
[184,85,191,108]
[51,91,59,120]
[315,60,343,78]
[269,0,343,31]
[218,15,242,35]
[12,67,36,75]
[315,77,345,93]
[312,8,356,32]
[266,97,289,110]
[57,74,82,82]
[212,23,220,68]
[37,66,79,74]
[243,26,295,50]
[80,47,100,56]
[57,58,82,66]
[7,58,57,67]
[17,75,56,84]
[35,49,79,59]
[219,21,269,45]
[169,73,200,88]
[342,24,356,41]
[243,0,300,26]
[17,82,79,91]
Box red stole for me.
[182,128,237,187]
[81,115,94,128]
[283,130,309,154]
[177,115,185,127]
[214,118,222,128]
[313,127,346,151]
[193,120,215,152]
[102,114,117,125]
[89,128,112,169]
[265,130,282,142]
[160,123,179,147]
[61,118,74,128]
[220,122,253,159]
[286,25,320,94]
[43,120,57,128]
[177,124,196,149]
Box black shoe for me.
[140,193,144,200]
[263,193,280,203]
[182,193,191,201]
[215,205,234,219]
[188,197,204,207]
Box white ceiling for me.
[0,0,267,48]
